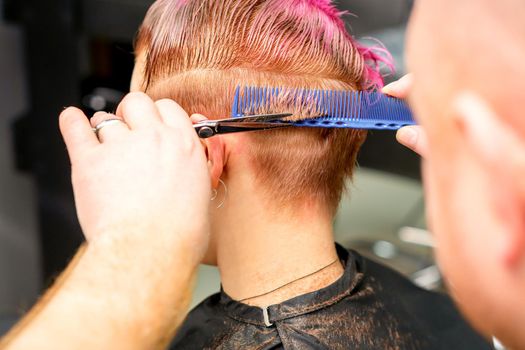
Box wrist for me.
[88,227,204,277]
[86,221,208,268]
[52,233,201,348]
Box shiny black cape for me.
[170,245,492,349]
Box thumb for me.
[396,125,428,158]
[382,74,414,99]
[190,113,209,124]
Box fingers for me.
[155,99,193,130]
[396,125,428,158]
[385,75,423,156]
[116,92,161,130]
[190,114,208,124]
[90,112,129,142]
[59,107,99,162]
[382,74,414,99]
[189,114,211,149]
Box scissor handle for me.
[193,113,293,139]
[194,123,216,139]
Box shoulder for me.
[349,249,492,349]
[358,253,454,321]
[354,250,454,311]
[356,251,441,294]
[169,293,229,349]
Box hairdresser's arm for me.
[0,93,211,350]
[382,74,428,157]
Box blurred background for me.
[0,0,439,336]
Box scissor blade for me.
[215,122,291,136]
[229,113,293,123]
[221,121,291,129]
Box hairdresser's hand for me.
[3,94,210,350]
[59,92,211,262]
[382,74,428,158]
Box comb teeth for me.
[232,86,416,130]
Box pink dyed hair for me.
[137,0,393,91]
[290,0,394,88]
[136,0,394,213]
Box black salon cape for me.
[170,245,492,350]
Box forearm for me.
[1,231,199,350]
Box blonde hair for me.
[136,0,390,214]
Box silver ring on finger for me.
[92,119,126,136]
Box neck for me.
[212,173,343,307]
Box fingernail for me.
[382,81,399,94]
[60,107,73,117]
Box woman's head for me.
[132,0,389,215]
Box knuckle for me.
[144,126,163,141]
[177,134,197,154]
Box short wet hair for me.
[135,0,391,215]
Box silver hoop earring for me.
[210,188,218,201]
[210,179,228,209]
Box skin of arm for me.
[1,239,197,350]
[0,93,211,350]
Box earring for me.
[210,179,228,209]
[210,188,218,201]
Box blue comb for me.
[231,86,416,130]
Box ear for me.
[205,136,225,189]
[189,114,226,189]
[453,92,525,267]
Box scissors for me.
[193,113,293,139]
